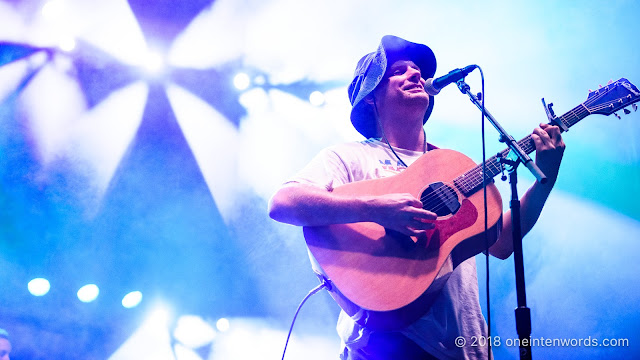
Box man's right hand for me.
[365,193,437,237]
[269,184,437,236]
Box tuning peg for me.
[607,79,614,85]
[624,108,631,115]
[614,112,621,119]
[599,84,603,88]
[634,104,638,112]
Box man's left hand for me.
[531,123,566,185]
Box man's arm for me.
[490,123,566,259]
[268,183,437,237]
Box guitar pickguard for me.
[424,198,478,251]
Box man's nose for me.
[407,68,422,82]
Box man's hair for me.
[0,328,9,340]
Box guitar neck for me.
[453,103,590,196]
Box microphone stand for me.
[457,79,546,360]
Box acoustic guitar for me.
[303,78,640,331]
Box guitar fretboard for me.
[452,103,590,196]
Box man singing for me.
[269,35,564,360]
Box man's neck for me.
[381,126,425,152]
[377,110,426,152]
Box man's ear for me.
[363,94,375,105]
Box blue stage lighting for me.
[77,284,99,303]
[27,278,51,296]
[216,318,230,332]
[309,91,325,106]
[173,315,216,349]
[233,73,250,90]
[122,291,143,308]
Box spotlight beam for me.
[0,42,52,67]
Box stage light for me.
[173,315,216,349]
[233,73,250,90]
[27,278,51,296]
[58,37,76,52]
[254,75,266,86]
[148,304,172,328]
[60,81,148,202]
[26,51,50,68]
[122,291,143,309]
[238,88,270,111]
[216,318,230,332]
[109,304,175,359]
[167,3,244,69]
[166,84,241,221]
[141,50,165,75]
[205,318,339,359]
[173,344,203,360]
[41,0,65,21]
[309,91,325,106]
[77,284,99,303]
[0,59,30,104]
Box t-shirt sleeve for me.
[285,147,351,191]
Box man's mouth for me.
[404,84,424,91]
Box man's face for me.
[372,58,430,110]
[0,338,10,360]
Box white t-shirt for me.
[289,138,490,360]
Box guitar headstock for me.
[585,78,640,116]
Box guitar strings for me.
[418,184,466,214]
[417,162,499,214]
[419,90,618,214]
[417,141,523,213]
[419,102,586,211]
[418,185,459,214]
[415,86,624,217]
[456,98,596,192]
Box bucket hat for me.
[348,35,437,139]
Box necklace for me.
[380,129,427,168]
[372,97,428,167]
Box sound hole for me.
[420,182,460,217]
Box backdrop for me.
[0,0,638,359]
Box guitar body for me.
[304,149,503,330]
[302,77,640,331]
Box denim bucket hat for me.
[348,35,437,139]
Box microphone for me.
[424,65,478,96]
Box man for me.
[268,35,564,359]
[0,328,11,360]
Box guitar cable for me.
[476,66,493,360]
[281,274,332,360]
